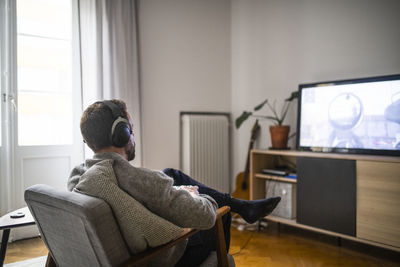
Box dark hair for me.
[80,99,128,152]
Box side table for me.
[0,207,36,267]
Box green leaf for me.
[235,111,252,129]
[285,91,299,102]
[254,99,268,111]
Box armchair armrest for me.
[214,206,230,267]
[216,206,230,220]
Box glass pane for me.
[17,0,71,40]
[18,92,73,146]
[17,0,73,146]
[17,36,72,93]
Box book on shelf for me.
[284,173,297,179]
[261,169,297,179]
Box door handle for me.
[2,93,17,110]
[9,95,17,111]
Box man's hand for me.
[177,185,199,196]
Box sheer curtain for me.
[79,0,142,166]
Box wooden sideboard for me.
[250,149,400,252]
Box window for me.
[1,0,83,216]
[17,0,73,146]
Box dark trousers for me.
[162,168,231,267]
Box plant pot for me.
[269,125,290,149]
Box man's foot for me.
[240,197,281,224]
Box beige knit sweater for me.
[69,152,218,267]
[74,159,184,253]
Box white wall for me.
[231,0,400,180]
[138,0,231,170]
[138,0,400,190]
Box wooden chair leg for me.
[214,206,230,267]
[45,252,57,267]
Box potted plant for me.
[235,91,298,149]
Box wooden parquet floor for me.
[4,237,48,264]
[4,222,400,266]
[230,222,400,267]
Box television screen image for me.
[297,74,400,156]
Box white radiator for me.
[181,114,230,193]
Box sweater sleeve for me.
[67,163,86,191]
[161,187,219,229]
[117,166,218,230]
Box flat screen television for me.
[297,74,400,156]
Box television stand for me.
[250,149,400,252]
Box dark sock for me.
[229,197,281,224]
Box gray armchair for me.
[24,184,234,267]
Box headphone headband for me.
[102,100,124,119]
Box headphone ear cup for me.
[112,122,131,147]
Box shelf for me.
[251,149,400,163]
[264,215,400,253]
[264,215,296,225]
[255,173,297,183]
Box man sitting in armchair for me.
[67,99,281,266]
